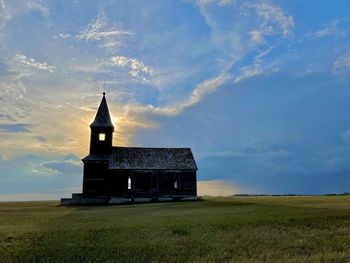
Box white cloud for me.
[41,160,82,175]
[243,1,294,36]
[107,74,232,140]
[249,30,264,44]
[77,11,133,52]
[333,52,350,77]
[197,0,294,47]
[129,74,230,117]
[0,0,10,29]
[315,20,340,38]
[15,54,56,73]
[198,180,243,196]
[69,55,154,85]
[58,33,71,39]
[194,0,291,83]
[312,19,349,39]
[243,1,294,44]
[0,1,293,159]
[184,74,230,108]
[110,56,153,80]
[26,1,49,17]
[195,0,235,7]
[234,63,263,83]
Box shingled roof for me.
[109,147,197,170]
[90,93,114,129]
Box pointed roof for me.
[90,92,114,129]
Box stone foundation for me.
[60,193,197,206]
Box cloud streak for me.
[26,1,49,17]
[15,54,56,73]
[110,56,153,81]
[243,1,294,38]
[41,160,82,175]
[128,74,230,117]
[311,19,350,39]
[0,0,10,29]
[333,52,350,77]
[0,123,33,133]
[77,11,133,52]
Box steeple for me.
[90,92,114,131]
[89,93,114,155]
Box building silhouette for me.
[61,93,197,205]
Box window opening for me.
[99,133,105,141]
[128,177,132,190]
[174,179,178,189]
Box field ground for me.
[1,196,350,262]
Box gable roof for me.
[90,93,114,129]
[109,147,197,170]
[82,154,110,162]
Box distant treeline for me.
[233,193,350,196]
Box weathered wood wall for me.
[82,162,197,199]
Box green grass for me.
[1,196,350,262]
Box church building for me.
[61,93,198,205]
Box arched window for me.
[128,176,132,190]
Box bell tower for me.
[89,92,114,155]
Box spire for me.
[90,93,114,129]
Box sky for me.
[1,0,350,200]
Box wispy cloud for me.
[58,33,71,39]
[234,63,263,83]
[110,56,153,81]
[196,0,293,46]
[0,123,33,133]
[77,11,133,52]
[0,1,295,159]
[115,0,293,132]
[26,1,49,17]
[194,0,235,8]
[34,135,47,142]
[15,54,56,73]
[243,1,294,44]
[0,0,10,29]
[333,52,350,77]
[41,160,82,175]
[0,113,16,122]
[1,0,350,197]
[312,19,350,39]
[129,74,230,117]
[193,0,292,93]
[315,20,341,38]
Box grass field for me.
[1,196,350,262]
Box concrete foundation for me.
[60,194,197,206]
[109,197,128,204]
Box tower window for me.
[99,133,105,141]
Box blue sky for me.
[1,0,350,200]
